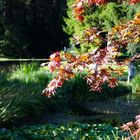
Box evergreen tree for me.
[64,0,140,54]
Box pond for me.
[41,92,140,126]
[0,60,140,126]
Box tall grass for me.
[131,73,140,93]
[55,73,131,105]
[9,63,51,87]
[0,63,52,127]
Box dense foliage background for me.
[64,0,140,54]
[0,0,139,58]
[0,0,68,58]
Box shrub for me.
[0,123,130,140]
[0,94,25,126]
[54,73,131,106]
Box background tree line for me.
[0,0,139,58]
[0,0,68,58]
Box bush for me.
[0,85,48,128]
[0,123,130,140]
[54,73,131,107]
[0,93,25,126]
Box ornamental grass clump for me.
[0,64,52,127]
[131,74,140,93]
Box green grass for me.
[0,63,132,128]
[0,63,52,127]
[0,58,9,60]
[9,63,51,85]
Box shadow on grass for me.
[0,66,132,128]
[0,71,51,128]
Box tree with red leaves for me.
[43,12,140,97]
[43,1,140,138]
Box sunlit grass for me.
[132,73,140,93]
[0,63,51,126]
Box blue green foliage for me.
[0,123,131,140]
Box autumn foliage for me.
[42,10,140,98]
[121,114,140,140]
[130,0,140,4]
[41,1,140,138]
[73,0,140,22]
[73,0,107,22]
[41,1,140,139]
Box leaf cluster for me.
[64,0,140,53]
[0,123,130,139]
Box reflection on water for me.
[73,93,140,124]
[109,93,140,123]
[126,93,140,102]
[42,93,140,126]
[117,92,140,104]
